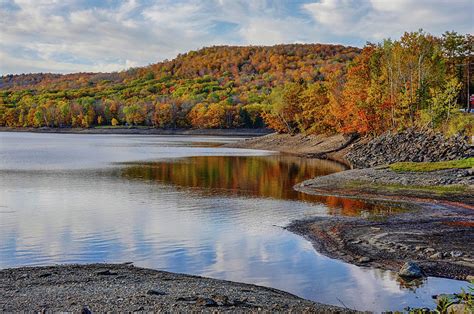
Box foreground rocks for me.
[0,264,348,312]
[346,129,473,168]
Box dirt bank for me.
[289,167,474,280]
[225,132,357,165]
[0,127,272,137]
[0,264,348,313]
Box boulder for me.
[398,261,424,279]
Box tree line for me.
[0,32,472,136]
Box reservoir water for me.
[0,132,468,312]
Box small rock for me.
[429,252,443,259]
[424,248,435,253]
[96,270,118,276]
[398,261,424,278]
[450,251,463,258]
[81,307,92,314]
[358,257,371,263]
[212,295,229,306]
[196,297,217,307]
[466,275,474,281]
[447,304,470,313]
[415,246,424,251]
[147,289,166,296]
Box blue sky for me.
[0,0,472,75]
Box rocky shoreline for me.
[0,264,347,313]
[346,129,473,168]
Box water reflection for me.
[0,132,468,312]
[121,156,403,217]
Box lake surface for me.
[0,132,468,312]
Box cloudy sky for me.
[0,0,472,75]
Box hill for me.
[0,44,359,129]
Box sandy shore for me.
[0,264,348,312]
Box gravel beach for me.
[0,264,349,313]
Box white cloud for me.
[0,0,472,74]
[238,17,312,45]
[303,0,473,41]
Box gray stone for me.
[147,289,166,296]
[358,257,371,263]
[450,251,463,258]
[398,261,424,278]
[429,252,443,259]
[196,297,218,307]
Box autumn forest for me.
[1,30,472,136]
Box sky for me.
[0,0,472,75]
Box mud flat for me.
[0,264,348,313]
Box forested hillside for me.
[0,31,472,136]
[0,44,358,129]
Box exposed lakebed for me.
[0,132,469,312]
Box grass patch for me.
[389,158,474,172]
[344,180,469,195]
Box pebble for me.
[358,257,371,263]
[450,251,463,258]
[429,252,443,259]
[147,289,166,296]
[196,297,217,307]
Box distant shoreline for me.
[0,127,272,137]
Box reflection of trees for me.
[396,276,426,290]
[120,156,400,216]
